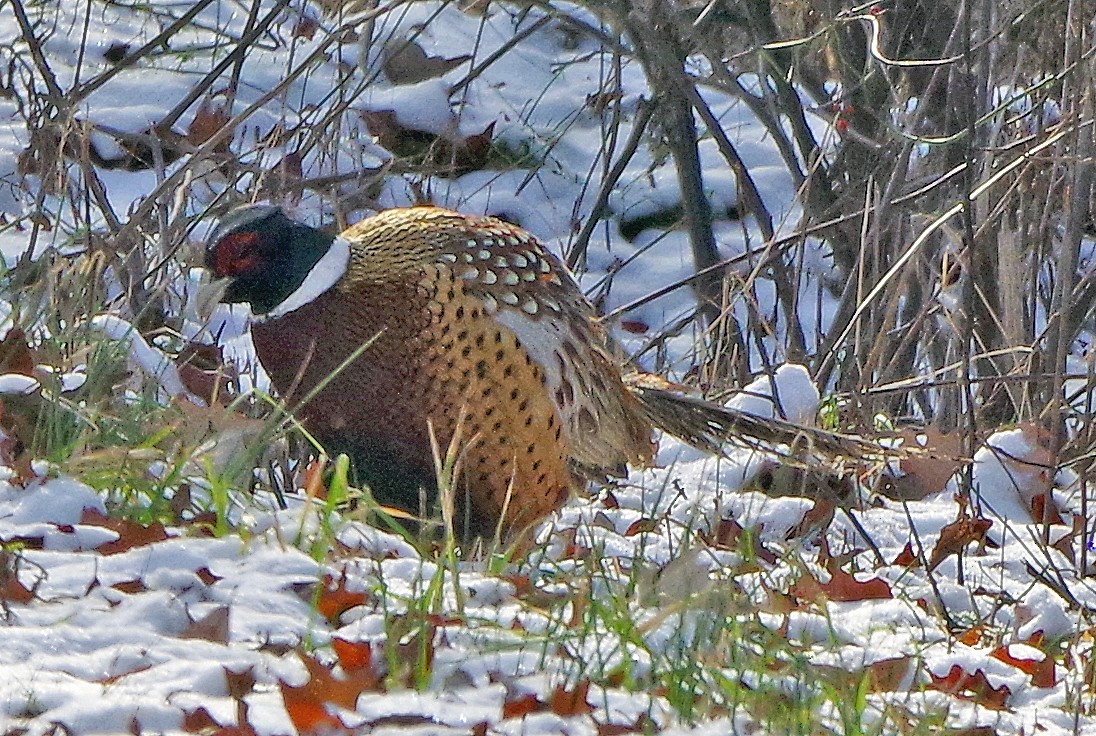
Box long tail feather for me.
[624,376,894,463]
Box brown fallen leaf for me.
[361,110,496,177]
[550,679,593,717]
[176,340,238,406]
[929,663,1010,709]
[180,606,230,644]
[312,572,369,623]
[891,542,918,567]
[80,508,169,554]
[224,666,257,700]
[501,693,541,720]
[382,38,471,85]
[331,638,374,674]
[187,96,233,152]
[280,651,381,734]
[928,515,992,571]
[0,569,34,605]
[0,328,36,376]
[878,427,964,500]
[791,567,892,603]
[991,644,1056,688]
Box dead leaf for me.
[928,515,992,571]
[382,38,471,85]
[0,328,36,376]
[785,499,836,539]
[991,644,1056,688]
[182,707,221,733]
[956,626,984,646]
[879,428,964,500]
[1030,492,1064,526]
[279,652,380,734]
[224,666,256,699]
[111,579,149,595]
[864,657,913,691]
[80,509,169,554]
[331,638,373,673]
[360,110,496,177]
[929,664,1010,709]
[294,14,319,40]
[313,573,369,623]
[624,518,658,536]
[891,542,918,567]
[619,319,649,334]
[181,606,230,644]
[177,341,237,406]
[0,571,34,604]
[791,567,892,603]
[187,97,232,151]
[95,123,185,171]
[168,398,267,474]
[360,110,436,157]
[196,567,222,586]
[597,715,654,736]
[549,680,592,717]
[501,693,542,720]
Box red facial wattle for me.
[210,231,262,277]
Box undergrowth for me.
[0,0,1093,732]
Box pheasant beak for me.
[195,276,232,321]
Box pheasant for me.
[205,205,874,538]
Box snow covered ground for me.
[0,1,1094,734]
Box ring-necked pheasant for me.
[205,205,875,538]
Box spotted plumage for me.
[206,205,883,539]
[207,206,651,536]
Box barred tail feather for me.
[623,377,891,463]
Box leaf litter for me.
[0,1,1092,735]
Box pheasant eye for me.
[210,231,263,277]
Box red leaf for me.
[196,567,222,586]
[187,97,232,150]
[956,626,984,646]
[182,707,221,733]
[80,509,168,554]
[991,644,1056,688]
[549,680,592,717]
[111,579,148,595]
[0,564,34,604]
[891,542,918,567]
[792,568,892,603]
[1030,493,1064,525]
[314,573,368,623]
[331,638,373,673]
[624,518,658,536]
[928,516,992,571]
[502,574,532,596]
[279,653,379,734]
[929,664,1011,709]
[501,693,542,720]
[619,320,649,335]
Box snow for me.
[0,1,1092,734]
[89,315,196,402]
